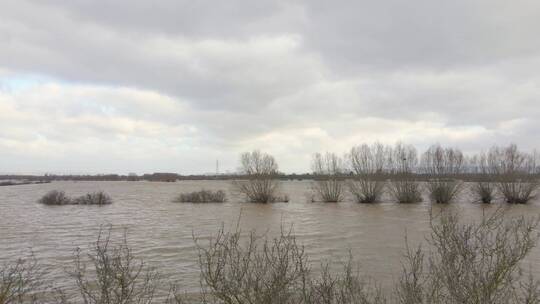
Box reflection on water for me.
[1,180,539,292]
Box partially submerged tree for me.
[348,143,388,203]
[421,144,464,203]
[232,150,286,203]
[488,144,539,204]
[467,152,497,204]
[311,152,345,202]
[387,143,422,203]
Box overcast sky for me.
[1,0,540,174]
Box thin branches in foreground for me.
[71,226,159,304]
[2,207,540,303]
[397,208,540,304]
[191,227,384,304]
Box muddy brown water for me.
[1,180,540,296]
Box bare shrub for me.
[73,191,113,205]
[348,143,388,203]
[38,190,71,205]
[388,143,422,203]
[311,152,345,202]
[306,258,386,304]
[397,208,540,304]
[70,226,159,304]
[489,144,540,204]
[232,150,285,203]
[194,227,310,304]
[0,256,43,304]
[193,227,385,304]
[421,144,463,203]
[173,190,226,203]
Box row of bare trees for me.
[234,143,539,204]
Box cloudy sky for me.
[1,0,540,174]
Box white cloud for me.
[1,0,540,173]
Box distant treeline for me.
[2,143,540,183]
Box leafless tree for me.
[387,143,421,203]
[421,144,464,203]
[70,226,159,304]
[311,152,345,202]
[468,152,496,204]
[348,143,388,203]
[488,144,539,204]
[397,208,540,304]
[232,151,287,203]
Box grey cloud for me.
[1,0,540,173]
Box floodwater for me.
[1,180,540,294]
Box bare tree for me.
[348,143,388,203]
[488,144,539,204]
[311,152,345,202]
[397,208,540,304]
[387,143,421,203]
[70,226,159,304]
[468,152,496,204]
[232,151,287,203]
[421,144,464,203]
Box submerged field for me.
[1,180,540,299]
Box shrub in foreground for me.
[397,209,540,304]
[3,209,540,303]
[38,190,71,205]
[0,256,43,304]
[71,227,159,304]
[174,189,227,203]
